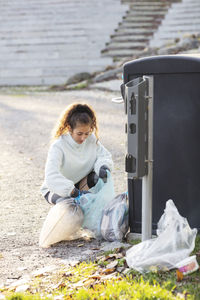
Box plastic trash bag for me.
[100,192,129,242]
[39,198,84,248]
[76,172,115,238]
[126,199,197,273]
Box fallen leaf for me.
[15,285,29,293]
[77,244,84,247]
[107,260,118,269]
[69,260,80,267]
[96,255,104,261]
[115,253,124,259]
[115,247,126,255]
[88,274,101,280]
[52,281,66,289]
[176,270,184,282]
[100,254,118,262]
[62,271,73,278]
[32,265,58,277]
[100,272,118,280]
[83,279,96,287]
[122,268,130,275]
[116,267,125,273]
[0,253,3,259]
[101,268,116,275]
[99,256,108,262]
[107,254,119,259]
[8,278,30,289]
[72,280,85,288]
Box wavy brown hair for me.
[52,103,99,140]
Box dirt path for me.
[0,89,127,285]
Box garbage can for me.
[122,55,200,233]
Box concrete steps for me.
[1,0,200,86]
[101,0,181,61]
[150,0,200,47]
[0,0,128,86]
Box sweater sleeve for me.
[94,141,113,175]
[44,143,74,197]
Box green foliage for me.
[68,261,97,281]
[128,238,141,246]
[2,235,200,300]
[74,277,182,300]
[6,293,44,300]
[192,235,200,262]
[118,257,126,267]
[68,81,89,90]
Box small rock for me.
[66,72,92,85]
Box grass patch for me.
[68,81,89,90]
[1,236,199,300]
[74,277,182,300]
[6,294,42,300]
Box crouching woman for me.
[40,103,113,204]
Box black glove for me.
[71,187,80,198]
[99,165,110,182]
[71,188,90,198]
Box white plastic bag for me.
[39,198,84,248]
[77,172,115,237]
[100,192,129,242]
[126,199,197,273]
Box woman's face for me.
[70,122,92,144]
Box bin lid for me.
[123,54,200,82]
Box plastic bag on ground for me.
[39,198,84,248]
[77,172,115,238]
[100,192,129,242]
[126,199,197,273]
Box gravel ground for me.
[0,88,127,286]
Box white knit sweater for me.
[40,133,113,198]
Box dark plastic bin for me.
[123,55,200,233]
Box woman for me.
[41,103,113,204]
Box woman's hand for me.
[71,188,80,198]
[99,165,110,182]
[71,188,90,198]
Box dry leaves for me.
[2,247,128,295]
[106,260,119,269]
[100,268,116,275]
[32,265,58,277]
